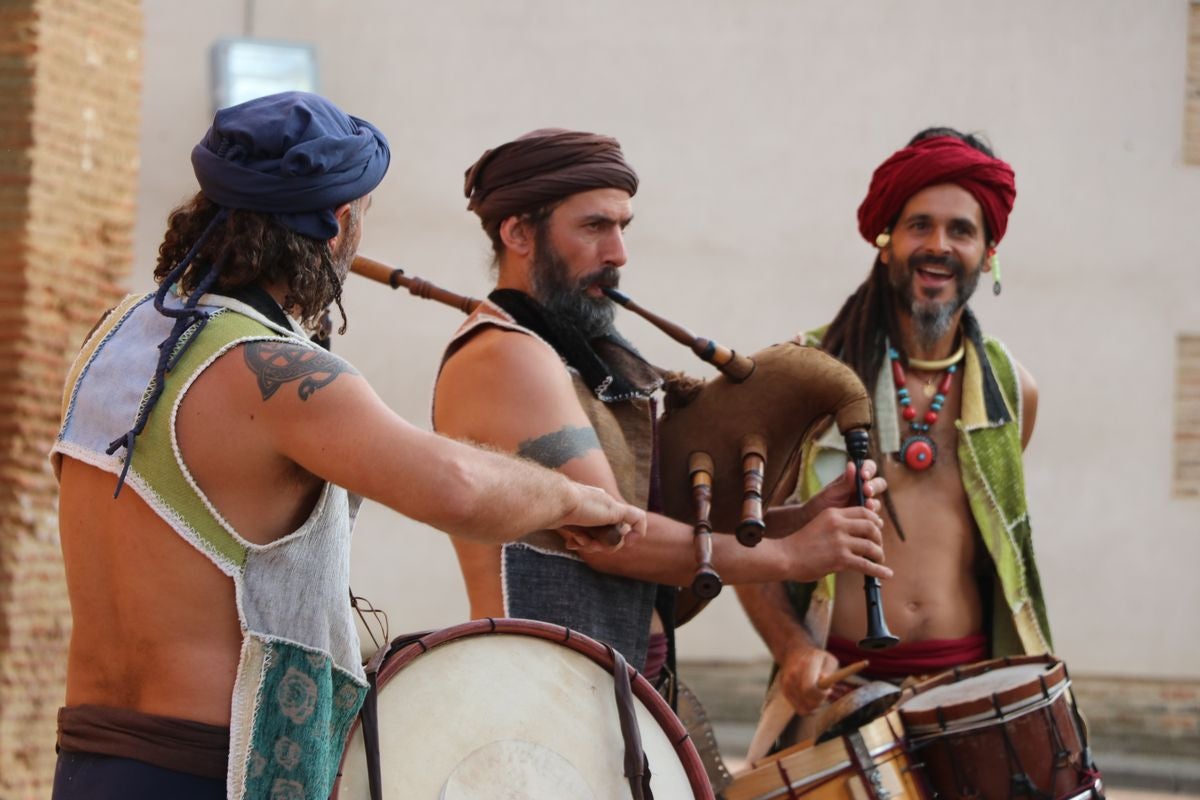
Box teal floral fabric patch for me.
[244,640,367,799]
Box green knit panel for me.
[243,638,367,800]
[128,310,285,569]
[959,338,1052,653]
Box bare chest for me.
[830,370,985,641]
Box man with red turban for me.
[433,129,896,789]
[739,127,1054,754]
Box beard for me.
[890,251,982,349]
[529,233,618,339]
[330,204,361,282]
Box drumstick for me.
[817,660,869,690]
[743,659,871,766]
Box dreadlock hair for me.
[154,193,354,333]
[821,257,901,400]
[821,126,997,540]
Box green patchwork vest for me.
[786,327,1053,659]
[53,292,367,799]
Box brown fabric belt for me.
[57,704,230,780]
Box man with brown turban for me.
[738,127,1054,755]
[433,128,894,718]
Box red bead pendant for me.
[901,436,936,470]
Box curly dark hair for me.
[154,193,358,332]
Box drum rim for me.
[898,654,1069,730]
[331,617,715,800]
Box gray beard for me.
[911,301,959,350]
[529,239,617,340]
[893,252,982,349]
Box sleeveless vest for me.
[52,292,366,800]
[436,299,659,669]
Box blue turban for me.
[191,91,390,240]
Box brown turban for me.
[857,136,1017,246]
[463,128,639,229]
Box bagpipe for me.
[350,255,896,643]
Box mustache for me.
[578,266,621,292]
[907,252,965,276]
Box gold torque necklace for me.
[906,343,966,372]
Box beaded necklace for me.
[890,343,964,471]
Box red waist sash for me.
[826,633,988,680]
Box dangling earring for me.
[988,241,1001,296]
[875,229,891,249]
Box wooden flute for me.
[350,255,623,548]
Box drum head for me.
[440,740,594,799]
[901,663,1059,712]
[899,656,1069,736]
[334,620,709,799]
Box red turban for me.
[857,136,1016,245]
[464,128,638,229]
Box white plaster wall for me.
[135,1,1200,678]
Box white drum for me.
[330,618,712,799]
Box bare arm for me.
[1015,359,1038,451]
[735,581,837,715]
[737,458,888,713]
[242,340,645,545]
[435,329,890,587]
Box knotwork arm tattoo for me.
[516,425,602,469]
[243,340,359,401]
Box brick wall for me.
[0,1,141,797]
[1178,334,1200,497]
[1189,0,1200,164]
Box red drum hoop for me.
[330,618,713,799]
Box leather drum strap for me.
[357,630,428,800]
[611,647,654,800]
[360,642,392,800]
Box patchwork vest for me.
[52,292,366,800]
[786,328,1053,659]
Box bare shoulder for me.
[435,326,584,442]
[239,339,360,402]
[1013,357,1038,450]
[439,326,568,390]
[439,326,578,422]
[189,337,373,430]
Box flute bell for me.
[859,602,900,650]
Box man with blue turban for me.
[49,93,644,800]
